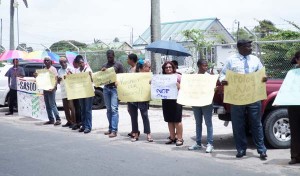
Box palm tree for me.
[10,0,28,50]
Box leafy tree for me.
[260,30,300,78]
[253,19,280,38]
[182,29,214,68]
[16,43,33,52]
[232,28,253,41]
[113,37,120,42]
[50,40,87,52]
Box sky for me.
[0,0,299,50]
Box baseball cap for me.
[237,39,252,47]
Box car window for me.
[23,65,44,77]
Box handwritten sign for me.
[177,74,218,106]
[224,67,267,105]
[117,73,151,102]
[64,72,95,100]
[93,67,117,87]
[151,74,178,99]
[36,69,56,90]
[17,77,48,120]
[273,68,300,105]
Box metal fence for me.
[214,40,300,79]
[58,49,145,73]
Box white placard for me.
[151,74,178,99]
[17,77,48,120]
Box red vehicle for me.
[213,79,290,149]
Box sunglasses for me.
[44,60,51,62]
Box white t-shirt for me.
[58,66,75,99]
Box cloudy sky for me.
[0,0,299,50]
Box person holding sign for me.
[162,61,184,146]
[128,58,153,142]
[188,59,214,153]
[5,58,25,115]
[39,56,61,126]
[57,57,76,128]
[287,51,300,165]
[70,57,82,130]
[126,53,140,138]
[101,50,124,138]
[77,56,94,134]
[219,40,268,160]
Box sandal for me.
[165,139,176,144]
[176,139,184,146]
[147,138,154,142]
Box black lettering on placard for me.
[19,81,36,91]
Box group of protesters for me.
[4,40,300,164]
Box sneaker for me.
[206,144,214,153]
[188,144,202,150]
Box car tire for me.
[263,108,290,149]
[92,89,105,110]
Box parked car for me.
[0,62,105,109]
[213,79,289,149]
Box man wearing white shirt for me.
[58,57,76,127]
[219,40,268,160]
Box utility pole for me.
[9,0,15,50]
[0,18,2,46]
[150,0,161,74]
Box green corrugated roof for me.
[133,18,218,46]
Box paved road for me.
[0,105,299,176]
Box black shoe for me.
[62,122,72,127]
[288,158,299,165]
[72,124,80,130]
[5,112,13,115]
[236,151,246,158]
[69,124,76,129]
[43,121,55,125]
[165,139,176,144]
[84,129,91,134]
[259,152,267,160]
[79,128,85,132]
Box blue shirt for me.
[219,53,263,81]
[5,66,25,90]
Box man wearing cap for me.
[219,39,268,160]
[5,58,25,115]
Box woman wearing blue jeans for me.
[188,59,214,153]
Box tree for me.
[232,28,253,41]
[113,37,120,42]
[253,19,280,38]
[16,43,33,52]
[260,30,300,78]
[182,29,214,59]
[49,40,87,52]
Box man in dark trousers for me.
[5,58,25,115]
[219,40,268,160]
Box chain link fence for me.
[214,40,300,79]
[58,49,145,73]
